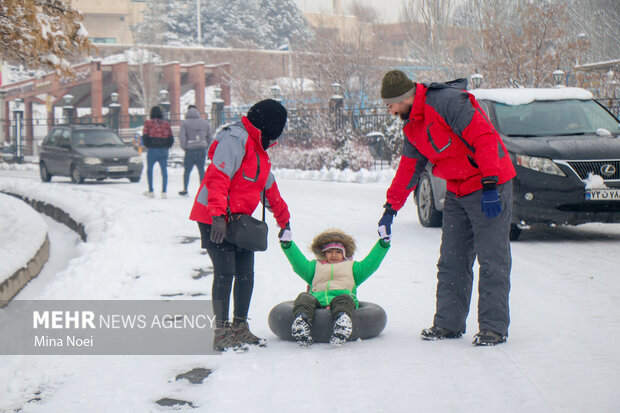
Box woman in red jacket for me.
[190,99,291,351]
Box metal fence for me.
[2,98,618,163]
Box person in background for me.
[142,106,173,198]
[178,105,211,196]
[189,99,291,351]
[377,70,516,346]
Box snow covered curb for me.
[0,193,50,304]
[0,190,86,242]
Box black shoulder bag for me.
[224,192,268,251]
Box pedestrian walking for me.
[178,105,211,196]
[142,106,173,198]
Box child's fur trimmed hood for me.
[310,228,357,260]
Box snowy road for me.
[0,166,619,412]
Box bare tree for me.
[125,49,167,113]
[400,0,457,74]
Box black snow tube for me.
[268,300,387,343]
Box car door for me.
[57,129,73,176]
[42,129,64,174]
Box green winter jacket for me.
[281,239,390,307]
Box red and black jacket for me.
[189,116,290,228]
[142,118,174,149]
[386,80,516,211]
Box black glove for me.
[210,216,226,244]
[378,204,397,241]
[278,223,292,243]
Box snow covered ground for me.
[0,165,619,412]
[0,193,47,280]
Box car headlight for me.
[516,154,565,176]
[83,157,102,165]
[129,156,142,164]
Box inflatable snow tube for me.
[268,300,387,343]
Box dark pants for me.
[198,222,255,328]
[293,292,355,321]
[183,148,206,191]
[433,181,513,336]
[146,147,168,193]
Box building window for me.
[90,37,117,44]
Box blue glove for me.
[378,204,397,241]
[481,184,502,219]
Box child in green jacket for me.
[279,228,390,346]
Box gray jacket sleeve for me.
[179,121,188,150]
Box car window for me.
[44,129,62,146]
[72,129,124,147]
[58,130,71,147]
[494,100,620,137]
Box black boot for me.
[420,325,462,340]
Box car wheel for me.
[129,176,141,183]
[70,164,84,184]
[509,224,522,241]
[40,162,52,182]
[416,173,443,227]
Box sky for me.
[294,0,403,23]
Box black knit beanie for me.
[381,70,416,104]
[246,99,288,149]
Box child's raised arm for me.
[352,239,391,285]
[280,240,316,284]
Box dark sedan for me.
[39,124,143,184]
[414,87,620,240]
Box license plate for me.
[585,188,620,201]
[106,166,128,172]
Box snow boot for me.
[213,322,248,352]
[329,312,353,346]
[231,320,267,347]
[420,325,462,341]
[291,313,313,347]
[472,330,507,346]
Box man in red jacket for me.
[377,70,516,346]
[190,99,291,351]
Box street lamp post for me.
[211,86,224,131]
[12,98,24,163]
[0,90,6,148]
[270,85,282,103]
[109,92,121,133]
[553,69,565,87]
[470,73,483,89]
[330,82,344,127]
[62,94,75,124]
[159,89,170,121]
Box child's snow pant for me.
[293,292,355,320]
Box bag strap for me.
[262,191,266,222]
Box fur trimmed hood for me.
[310,228,357,260]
